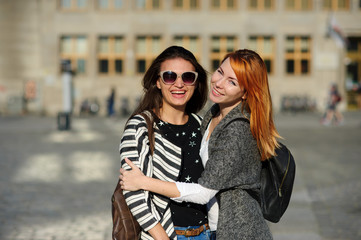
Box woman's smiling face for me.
[157,58,196,111]
[210,57,245,110]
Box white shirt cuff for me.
[171,182,218,205]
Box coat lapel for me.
[201,103,249,137]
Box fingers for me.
[118,180,124,189]
[119,169,127,180]
[119,158,133,175]
[125,158,136,169]
[120,158,136,170]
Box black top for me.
[156,114,208,227]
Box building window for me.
[322,0,350,10]
[173,36,201,60]
[249,0,275,10]
[248,36,275,74]
[347,37,361,83]
[60,36,88,74]
[210,36,237,71]
[173,0,200,10]
[210,0,236,10]
[285,36,311,75]
[59,0,88,11]
[135,0,162,10]
[346,37,361,108]
[136,36,162,73]
[285,0,312,10]
[97,36,125,75]
[97,0,124,10]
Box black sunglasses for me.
[159,71,198,85]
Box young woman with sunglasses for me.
[119,46,210,239]
[120,49,280,239]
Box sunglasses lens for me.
[162,71,177,84]
[182,72,196,84]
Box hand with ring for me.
[119,158,145,191]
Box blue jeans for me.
[209,231,216,240]
[175,225,212,240]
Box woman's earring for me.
[242,92,247,101]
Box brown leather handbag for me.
[111,180,141,240]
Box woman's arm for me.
[120,158,180,197]
[120,158,218,204]
[148,223,170,240]
[119,116,163,233]
[173,181,218,204]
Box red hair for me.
[223,49,281,160]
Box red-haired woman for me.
[120,49,280,239]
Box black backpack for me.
[259,142,296,222]
[241,119,296,223]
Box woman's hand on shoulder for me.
[119,158,146,191]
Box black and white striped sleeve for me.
[119,115,159,231]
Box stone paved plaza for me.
[0,111,361,240]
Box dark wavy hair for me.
[129,45,208,154]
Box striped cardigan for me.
[119,112,202,240]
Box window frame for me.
[210,36,238,72]
[173,0,200,10]
[58,0,89,11]
[248,0,275,11]
[134,0,163,10]
[96,0,125,11]
[285,0,313,11]
[346,37,361,83]
[322,0,350,11]
[135,36,163,74]
[59,35,89,75]
[173,35,201,60]
[284,35,312,75]
[247,35,276,75]
[97,35,126,75]
[210,0,237,10]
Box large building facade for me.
[1,0,361,116]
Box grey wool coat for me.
[198,103,273,240]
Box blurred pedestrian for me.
[107,87,115,117]
[120,97,130,117]
[322,84,344,125]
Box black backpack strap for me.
[239,117,250,124]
